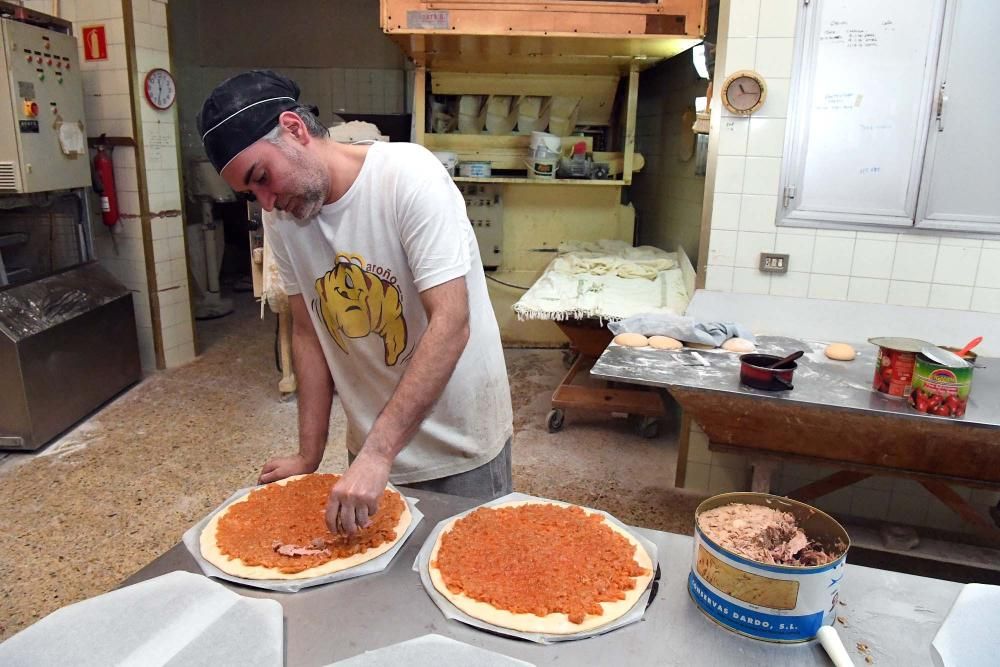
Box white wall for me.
[704,0,1000,315]
[683,0,1000,532]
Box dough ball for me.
[649,336,683,350]
[614,333,649,348]
[722,337,756,353]
[685,342,717,350]
[825,343,856,361]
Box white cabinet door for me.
[916,0,1000,232]
[779,0,944,229]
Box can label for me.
[909,355,973,417]
[873,347,915,397]
[690,529,845,642]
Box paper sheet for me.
[0,571,283,666]
[182,485,423,592]
[57,121,86,156]
[931,583,1000,667]
[327,634,534,666]
[413,492,660,644]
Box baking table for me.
[125,488,960,666]
[590,336,1000,540]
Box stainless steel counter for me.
[591,336,1000,429]
[125,488,960,666]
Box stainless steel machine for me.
[0,262,141,450]
[0,5,141,451]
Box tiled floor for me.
[0,291,702,640]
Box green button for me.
[38,73,45,81]
[58,77,63,84]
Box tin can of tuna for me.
[689,493,850,643]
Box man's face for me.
[221,132,329,220]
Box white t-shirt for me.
[264,141,513,484]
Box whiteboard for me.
[782,0,945,226]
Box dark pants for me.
[349,437,513,501]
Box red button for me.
[47,59,53,65]
[26,55,33,62]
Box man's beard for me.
[276,140,329,220]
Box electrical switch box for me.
[458,183,502,269]
[0,17,88,193]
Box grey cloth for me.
[607,312,754,346]
[349,438,513,501]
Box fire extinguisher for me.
[93,142,119,227]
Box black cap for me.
[197,70,300,173]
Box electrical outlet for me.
[759,253,790,273]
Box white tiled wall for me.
[705,0,1000,316]
[686,0,1000,532]
[24,0,193,371]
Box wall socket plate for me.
[759,253,790,273]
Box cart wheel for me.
[561,350,577,368]
[637,416,660,439]
[547,409,565,433]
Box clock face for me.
[723,71,766,115]
[144,68,176,110]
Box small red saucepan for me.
[739,353,800,391]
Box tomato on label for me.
[932,405,951,416]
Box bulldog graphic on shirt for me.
[313,256,408,366]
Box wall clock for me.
[144,68,176,111]
[721,70,766,116]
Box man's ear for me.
[278,110,309,145]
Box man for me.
[198,70,513,536]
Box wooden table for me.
[591,336,1000,543]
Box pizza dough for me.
[825,343,856,361]
[613,333,649,347]
[649,335,683,350]
[200,475,412,580]
[722,337,756,353]
[428,500,653,635]
[685,341,717,350]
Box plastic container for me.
[526,156,558,179]
[431,151,458,176]
[690,493,850,643]
[529,131,561,154]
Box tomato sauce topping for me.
[433,504,648,624]
[215,474,405,573]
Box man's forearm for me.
[293,326,335,467]
[362,292,469,463]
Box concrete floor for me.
[0,290,707,640]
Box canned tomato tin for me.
[909,353,973,417]
[689,493,849,643]
[868,337,933,398]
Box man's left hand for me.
[326,450,392,537]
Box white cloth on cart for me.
[513,241,689,322]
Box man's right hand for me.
[258,453,318,485]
